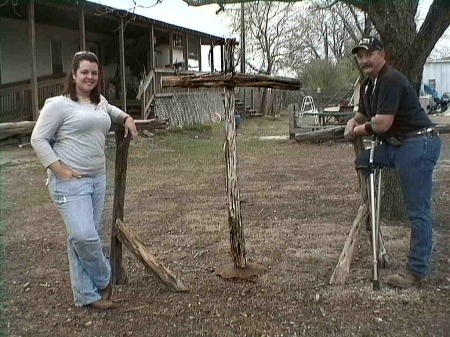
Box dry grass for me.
[1,115,450,336]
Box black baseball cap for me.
[351,37,384,54]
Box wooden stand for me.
[162,38,301,280]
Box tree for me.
[338,0,450,92]
[226,1,299,114]
[283,1,365,89]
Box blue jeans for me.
[355,135,441,277]
[48,173,110,306]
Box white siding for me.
[0,17,111,85]
[156,44,184,68]
[423,61,450,95]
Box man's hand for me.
[344,118,359,141]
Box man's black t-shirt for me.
[358,64,432,140]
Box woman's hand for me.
[58,168,81,180]
[48,161,82,180]
[124,116,138,142]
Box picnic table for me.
[318,106,355,126]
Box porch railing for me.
[0,75,65,123]
[136,69,156,119]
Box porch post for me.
[169,30,173,68]
[198,37,202,72]
[220,44,224,72]
[183,33,189,70]
[78,4,86,51]
[210,39,214,72]
[28,0,39,121]
[148,24,155,71]
[119,17,127,113]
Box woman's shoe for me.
[100,283,112,301]
[88,299,115,310]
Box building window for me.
[86,42,100,59]
[51,41,63,74]
[173,34,183,48]
[429,79,436,90]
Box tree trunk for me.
[380,168,408,221]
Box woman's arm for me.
[31,97,82,179]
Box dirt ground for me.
[1,116,450,337]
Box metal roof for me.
[0,0,224,42]
[183,0,298,5]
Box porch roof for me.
[0,0,223,43]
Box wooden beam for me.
[295,123,450,142]
[169,30,174,68]
[116,220,188,292]
[119,18,127,113]
[198,37,202,72]
[78,4,86,51]
[28,0,39,121]
[184,33,189,70]
[110,128,130,284]
[162,73,302,90]
[295,127,345,142]
[0,119,169,137]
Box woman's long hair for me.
[63,51,104,104]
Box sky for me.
[94,0,233,37]
[94,0,448,56]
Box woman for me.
[31,51,138,309]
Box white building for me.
[423,57,450,96]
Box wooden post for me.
[210,40,214,72]
[119,18,127,113]
[28,0,39,121]
[78,4,86,51]
[169,31,173,68]
[223,40,246,268]
[110,128,131,284]
[184,33,189,70]
[148,24,155,71]
[289,110,295,140]
[220,44,224,72]
[198,38,202,72]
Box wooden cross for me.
[163,38,302,278]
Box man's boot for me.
[385,270,422,289]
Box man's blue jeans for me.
[355,135,441,277]
[48,173,110,306]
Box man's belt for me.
[385,127,438,146]
[401,127,439,140]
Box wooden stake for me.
[116,220,188,292]
[329,203,367,285]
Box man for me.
[345,36,441,289]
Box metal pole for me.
[369,136,380,290]
[240,2,246,74]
